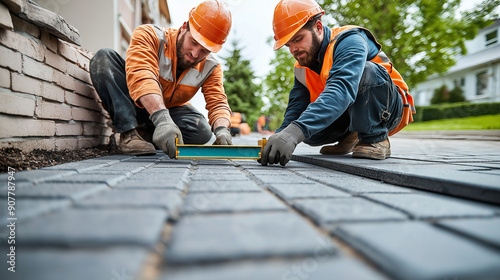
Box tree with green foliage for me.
[319,0,499,87]
[222,41,263,127]
[263,45,295,130]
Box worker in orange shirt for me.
[89,0,233,158]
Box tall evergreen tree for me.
[263,46,295,130]
[222,41,263,126]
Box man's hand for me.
[260,123,305,166]
[150,109,183,158]
[213,126,233,145]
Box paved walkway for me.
[1,131,500,280]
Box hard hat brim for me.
[189,19,223,53]
[273,23,304,51]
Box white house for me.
[413,19,500,106]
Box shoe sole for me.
[352,150,391,160]
[121,149,157,156]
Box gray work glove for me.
[213,126,233,145]
[150,109,183,158]
[260,122,305,166]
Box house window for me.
[454,78,465,88]
[476,71,488,96]
[485,30,498,46]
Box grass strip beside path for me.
[405,114,500,131]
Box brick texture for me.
[0,44,22,72]
[36,100,72,120]
[0,12,110,151]
[0,67,10,88]
[0,28,45,61]
[0,90,36,117]
[0,114,55,138]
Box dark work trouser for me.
[305,61,403,146]
[89,48,212,144]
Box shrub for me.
[414,102,500,122]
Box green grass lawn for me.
[405,114,500,131]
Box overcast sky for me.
[168,0,490,117]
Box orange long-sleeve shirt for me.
[125,24,231,128]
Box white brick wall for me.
[0,7,110,152]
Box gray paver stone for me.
[0,169,77,184]
[294,198,407,225]
[44,158,121,172]
[45,173,127,187]
[188,180,262,193]
[190,174,249,181]
[364,193,496,219]
[0,247,149,280]
[16,208,168,247]
[332,221,500,280]
[75,189,182,212]
[0,182,108,201]
[437,218,500,250]
[182,192,287,214]
[252,174,312,184]
[267,183,350,200]
[316,175,412,194]
[0,198,71,222]
[115,179,185,190]
[163,257,388,280]
[166,212,337,264]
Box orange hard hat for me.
[188,0,232,53]
[272,0,324,51]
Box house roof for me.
[447,43,500,73]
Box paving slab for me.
[0,169,77,184]
[75,189,182,212]
[166,212,337,264]
[191,173,249,181]
[251,174,313,184]
[182,192,287,214]
[15,208,167,247]
[332,221,500,280]
[293,154,500,204]
[267,183,350,200]
[0,182,108,201]
[436,218,500,250]
[42,159,120,172]
[363,193,496,219]
[162,257,388,280]
[44,173,128,187]
[0,198,71,222]
[188,180,262,193]
[114,178,186,190]
[294,198,407,225]
[0,247,149,280]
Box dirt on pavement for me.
[0,145,119,174]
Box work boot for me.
[320,132,359,155]
[119,129,157,155]
[352,138,391,160]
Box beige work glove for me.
[150,109,183,158]
[212,126,233,145]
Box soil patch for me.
[0,145,119,173]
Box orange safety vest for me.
[294,26,416,136]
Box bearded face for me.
[176,30,210,72]
[291,29,322,67]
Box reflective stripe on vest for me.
[293,26,416,135]
[150,24,220,88]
